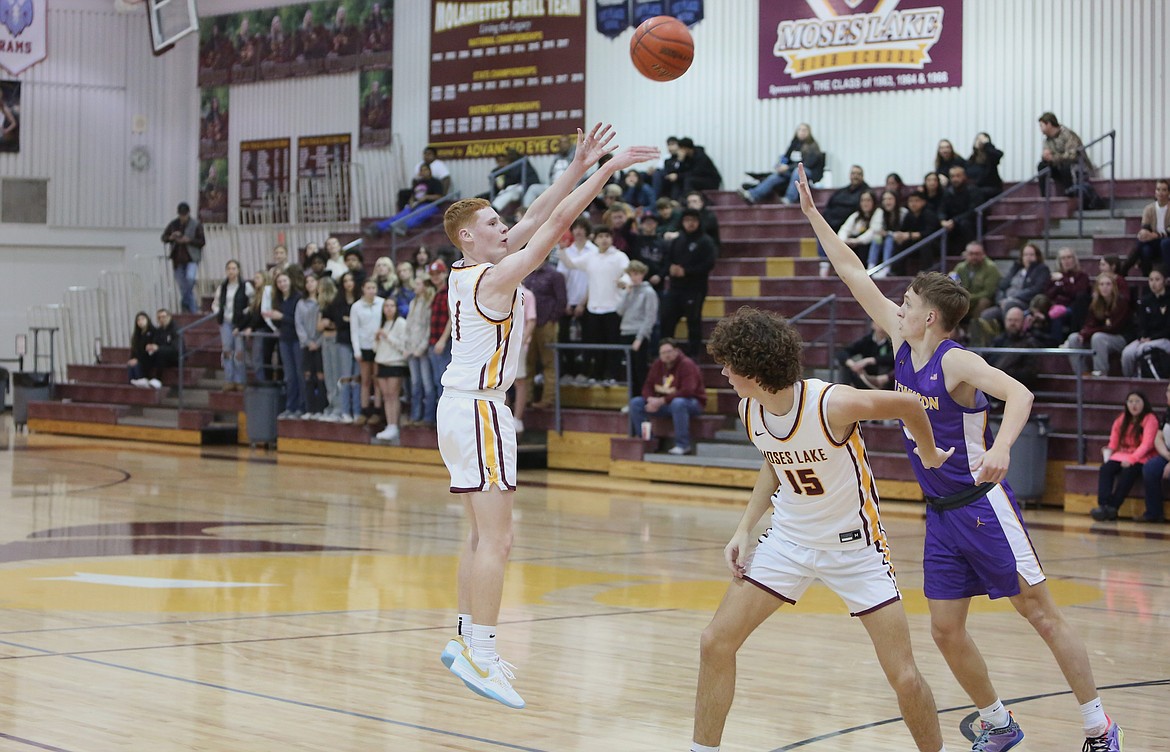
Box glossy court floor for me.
[0,421,1166,751]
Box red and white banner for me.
[0,0,47,75]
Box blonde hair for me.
[627,260,649,275]
[444,198,491,245]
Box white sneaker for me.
[339,413,354,424]
[872,267,889,279]
[620,405,630,414]
[375,425,399,442]
[319,413,341,423]
[130,378,148,388]
[819,261,831,277]
[668,445,691,456]
[148,378,163,389]
[601,378,618,387]
[514,419,524,435]
[440,636,467,670]
[448,651,525,709]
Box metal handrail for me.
[788,294,839,383]
[967,345,1092,464]
[548,342,634,434]
[868,226,951,278]
[974,166,1053,256]
[389,189,461,261]
[488,157,536,203]
[176,311,217,409]
[1076,129,1117,238]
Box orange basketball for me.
[629,16,693,82]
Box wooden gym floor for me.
[0,422,1165,751]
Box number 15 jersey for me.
[739,379,886,551]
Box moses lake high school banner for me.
[429,0,585,160]
[759,0,963,99]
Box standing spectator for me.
[557,218,597,380]
[326,272,360,422]
[523,260,567,408]
[1062,272,1131,376]
[315,276,344,422]
[652,136,682,201]
[522,135,574,208]
[371,256,396,298]
[127,312,159,388]
[683,191,721,254]
[373,296,408,442]
[631,212,669,293]
[835,322,894,390]
[1121,179,1170,277]
[739,123,824,206]
[404,277,437,425]
[661,209,717,360]
[296,274,326,418]
[427,259,452,401]
[210,260,253,391]
[564,227,629,384]
[837,190,880,266]
[242,271,271,383]
[1090,391,1158,521]
[511,284,539,434]
[893,190,941,274]
[1045,247,1092,341]
[967,132,1004,197]
[1135,382,1170,523]
[674,137,722,198]
[161,202,206,314]
[267,243,290,274]
[938,166,980,254]
[393,261,416,319]
[868,190,907,277]
[616,260,659,397]
[817,165,870,276]
[655,196,682,236]
[343,248,367,287]
[152,308,179,376]
[627,339,706,455]
[265,271,305,418]
[1037,112,1091,197]
[982,243,1052,326]
[951,241,1001,319]
[350,278,384,425]
[1120,266,1170,378]
[323,236,347,280]
[932,139,967,183]
[604,201,637,253]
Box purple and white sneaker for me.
[971,712,1024,752]
[1083,718,1124,752]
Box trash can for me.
[244,383,282,445]
[0,367,8,410]
[992,413,1049,504]
[12,372,51,429]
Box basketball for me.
[629,16,693,82]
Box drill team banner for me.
[759,0,962,99]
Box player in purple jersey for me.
[796,165,1124,752]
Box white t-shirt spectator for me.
[581,249,631,314]
[558,240,597,307]
[414,159,450,182]
[350,296,385,351]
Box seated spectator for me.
[933,139,967,184]
[938,166,981,253]
[739,123,824,205]
[153,308,179,372]
[127,311,161,389]
[1037,111,1092,197]
[967,132,1004,196]
[620,170,655,209]
[1023,293,1057,347]
[818,165,870,276]
[921,171,944,215]
[398,147,450,209]
[1120,266,1170,378]
[373,164,446,235]
[1062,272,1131,376]
[982,243,1051,326]
[655,196,681,235]
[593,182,623,216]
[1091,391,1158,521]
[892,190,941,274]
[661,208,717,360]
[562,226,630,385]
[1136,382,1170,523]
[952,241,1001,320]
[1045,247,1092,341]
[837,190,880,266]
[628,339,706,455]
[522,135,575,208]
[884,172,907,200]
[616,260,659,397]
[489,148,537,212]
[1120,179,1170,277]
[987,306,1041,397]
[674,137,722,198]
[835,322,894,390]
[630,212,668,293]
[867,190,907,277]
[651,136,682,202]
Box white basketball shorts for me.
[437,390,517,493]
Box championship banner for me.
[297,133,351,221]
[667,0,702,26]
[759,0,962,99]
[430,1,586,160]
[0,0,46,75]
[596,0,630,39]
[238,138,290,225]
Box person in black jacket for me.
[1120,266,1170,377]
[660,209,716,359]
[938,166,982,254]
[967,132,1004,197]
[128,311,159,388]
[631,213,669,294]
[673,137,722,199]
[817,165,870,276]
[161,202,206,314]
[894,191,942,274]
[211,260,254,390]
[835,322,894,390]
[152,308,180,373]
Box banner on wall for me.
[596,0,630,39]
[668,0,702,26]
[199,86,229,160]
[0,0,46,75]
[198,0,392,87]
[430,0,586,160]
[238,138,290,225]
[359,68,392,149]
[759,0,962,99]
[0,80,19,153]
[199,157,229,224]
[297,133,352,222]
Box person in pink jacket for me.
[1092,390,1160,520]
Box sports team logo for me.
[0,0,45,75]
[1,0,33,37]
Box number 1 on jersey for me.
[784,468,825,495]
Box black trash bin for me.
[992,413,1049,505]
[0,367,8,410]
[12,372,51,429]
[244,383,282,446]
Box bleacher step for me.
[644,453,762,470]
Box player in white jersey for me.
[436,125,660,710]
[690,307,955,752]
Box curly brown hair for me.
[706,307,803,393]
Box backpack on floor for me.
[1139,349,1170,379]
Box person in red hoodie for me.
[628,338,706,455]
[1092,390,1160,520]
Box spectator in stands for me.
[326,271,360,422]
[404,276,436,425]
[1024,293,1057,347]
[967,132,1004,196]
[1135,382,1170,523]
[268,243,290,273]
[1037,112,1091,197]
[523,260,567,408]
[818,165,870,276]
[489,148,537,212]
[620,170,655,209]
[1045,247,1092,341]
[893,190,941,274]
[921,171,944,215]
[1121,179,1170,277]
[655,196,681,235]
[837,190,879,266]
[162,202,206,314]
[617,260,659,398]
[323,236,347,280]
[427,259,452,402]
[265,270,306,419]
[1062,272,1131,376]
[933,139,967,184]
[315,276,343,422]
[835,322,894,390]
[952,241,1001,320]
[557,218,596,381]
[374,164,446,235]
[392,261,415,319]
[242,271,272,383]
[564,226,629,384]
[628,339,706,455]
[986,306,1041,398]
[256,268,283,382]
[343,247,366,287]
[982,243,1051,326]
[939,165,980,254]
[370,256,396,299]
[604,201,638,253]
[885,173,907,200]
[211,259,253,391]
[413,246,432,280]
[373,296,408,442]
[127,312,160,389]
[1120,266,1170,378]
[739,123,824,206]
[661,209,717,361]
[511,284,539,435]
[1090,391,1158,521]
[522,135,574,208]
[306,251,329,280]
[297,274,327,417]
[400,147,450,209]
[868,190,907,277]
[349,278,384,426]
[674,137,722,198]
[152,308,179,374]
[652,136,682,201]
[684,191,721,254]
[631,212,668,293]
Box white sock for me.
[690,743,719,752]
[978,699,1010,729]
[470,623,497,663]
[457,613,472,641]
[1080,697,1108,736]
